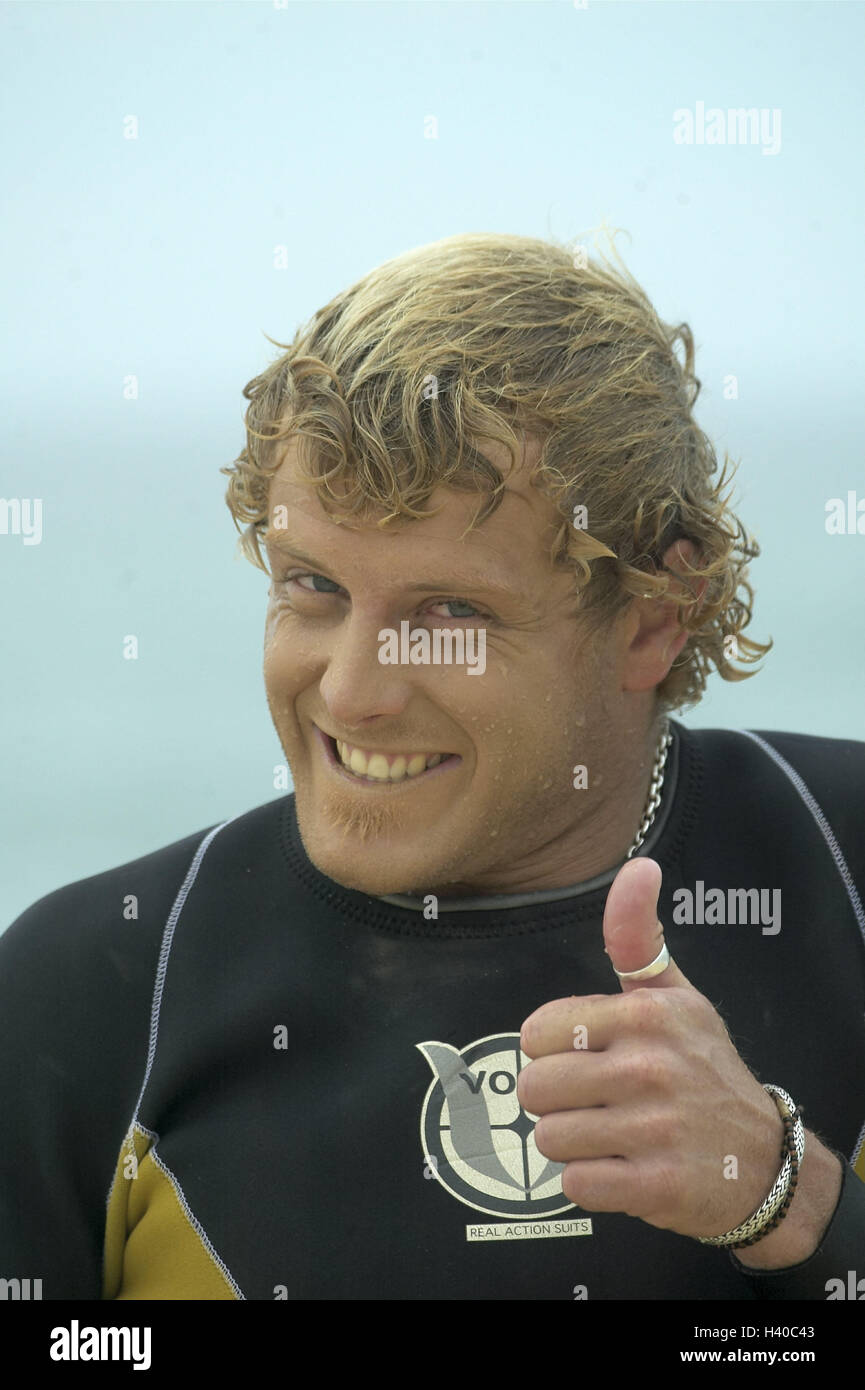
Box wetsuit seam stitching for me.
[738,727,865,1170]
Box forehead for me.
[263,436,563,582]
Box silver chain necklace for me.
[625,719,673,859]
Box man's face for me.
[263,438,647,898]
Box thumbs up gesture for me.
[517,857,839,1256]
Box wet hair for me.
[222,229,770,713]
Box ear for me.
[621,540,707,694]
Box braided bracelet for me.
[697,1085,806,1249]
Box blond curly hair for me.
[222,230,771,714]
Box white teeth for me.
[333,739,448,782]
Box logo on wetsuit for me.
[416,1031,578,1220]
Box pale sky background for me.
[2,0,863,928]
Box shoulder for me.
[676,720,865,799]
[675,719,865,787]
[674,721,865,880]
[0,796,290,1157]
[740,726,865,795]
[0,796,288,994]
[2,823,214,977]
[0,798,288,1295]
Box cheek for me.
[262,609,312,696]
[263,593,285,652]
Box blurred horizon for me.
[2,0,863,929]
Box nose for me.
[319,614,415,730]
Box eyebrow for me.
[261,535,519,600]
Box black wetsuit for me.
[1,720,863,1300]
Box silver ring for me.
[613,942,671,982]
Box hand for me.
[517,857,800,1242]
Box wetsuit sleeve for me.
[724,728,865,1300]
[728,1159,865,1299]
[0,832,206,1299]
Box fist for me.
[516,857,785,1238]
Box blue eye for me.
[439,599,479,618]
[291,573,342,593]
[278,573,489,622]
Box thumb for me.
[603,857,692,992]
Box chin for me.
[292,782,472,896]
[295,820,433,896]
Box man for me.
[2,233,863,1301]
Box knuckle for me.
[560,1164,582,1205]
[651,1160,685,1216]
[518,1057,554,1113]
[532,1115,553,1157]
[628,1159,682,1222]
[516,1064,534,1110]
[679,987,710,1024]
[623,987,669,1033]
[620,1045,670,1093]
[644,1105,684,1151]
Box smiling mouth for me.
[316,726,461,786]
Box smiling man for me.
[2,232,864,1303]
